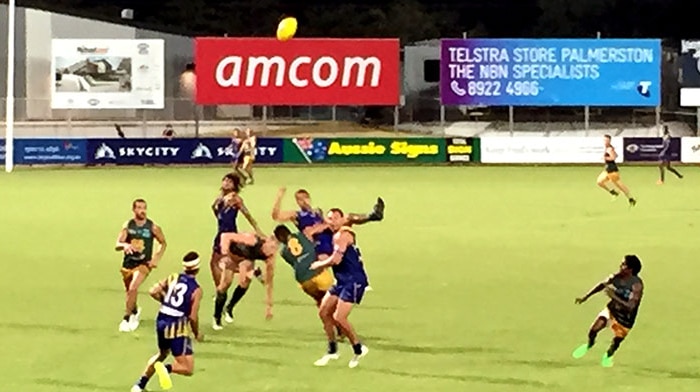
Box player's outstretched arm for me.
[189,287,203,340]
[303,222,330,238]
[237,197,264,237]
[575,276,613,304]
[211,195,223,217]
[271,187,298,222]
[150,224,167,268]
[310,232,350,270]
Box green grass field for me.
[2,165,700,392]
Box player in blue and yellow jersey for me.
[115,199,167,332]
[130,251,203,392]
[272,187,384,289]
[310,208,371,369]
[658,126,683,184]
[572,255,644,367]
[596,134,636,207]
[229,128,243,173]
[213,231,279,326]
[209,173,264,329]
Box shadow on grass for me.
[0,322,96,335]
[628,366,700,380]
[35,378,123,391]
[363,368,552,388]
[275,298,403,311]
[197,351,284,367]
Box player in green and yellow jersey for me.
[596,134,636,207]
[115,198,167,332]
[273,224,334,306]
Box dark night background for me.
[5,0,696,43]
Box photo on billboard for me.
[680,40,700,107]
[51,39,165,109]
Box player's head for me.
[182,251,201,275]
[663,125,670,136]
[232,128,241,138]
[132,198,147,220]
[620,254,642,276]
[221,172,242,193]
[603,134,612,147]
[245,128,253,138]
[273,224,292,243]
[295,189,312,209]
[326,208,345,231]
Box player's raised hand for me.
[575,297,586,304]
[277,186,286,195]
[123,244,136,255]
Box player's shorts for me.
[243,154,255,166]
[597,307,631,338]
[157,330,193,357]
[329,281,368,305]
[598,170,620,183]
[211,253,245,273]
[120,263,151,281]
[300,268,334,299]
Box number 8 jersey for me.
[280,232,319,284]
[157,273,200,338]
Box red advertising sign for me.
[194,38,400,105]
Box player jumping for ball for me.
[572,255,644,367]
[130,251,203,392]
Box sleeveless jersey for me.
[157,273,200,338]
[213,198,239,253]
[604,148,619,173]
[242,138,256,156]
[123,219,155,269]
[606,274,643,329]
[332,228,368,285]
[281,232,318,283]
[230,236,268,261]
[296,209,334,255]
[230,138,241,161]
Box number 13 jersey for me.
[157,273,200,338]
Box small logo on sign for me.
[191,143,213,159]
[95,143,116,160]
[88,99,100,106]
[626,144,640,153]
[637,81,652,98]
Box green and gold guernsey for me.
[123,219,155,269]
[280,232,318,284]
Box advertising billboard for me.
[680,40,700,107]
[195,38,400,105]
[51,39,165,109]
[440,39,661,106]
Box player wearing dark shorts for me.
[310,209,370,369]
[214,232,279,325]
[572,255,644,367]
[115,199,167,332]
[130,251,203,392]
[209,173,263,329]
[658,126,683,184]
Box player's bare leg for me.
[314,293,341,366]
[611,179,636,206]
[213,261,234,330]
[122,270,147,331]
[572,316,607,358]
[224,260,253,322]
[334,300,368,368]
[242,157,254,185]
[596,173,619,198]
[152,354,195,391]
[602,336,625,367]
[131,350,168,392]
[660,161,683,183]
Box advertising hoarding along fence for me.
[51,39,165,109]
[446,138,480,162]
[195,38,400,105]
[680,40,700,107]
[283,138,446,164]
[480,137,624,164]
[681,137,700,163]
[440,39,661,107]
[623,137,681,162]
[87,138,283,165]
[14,139,87,164]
